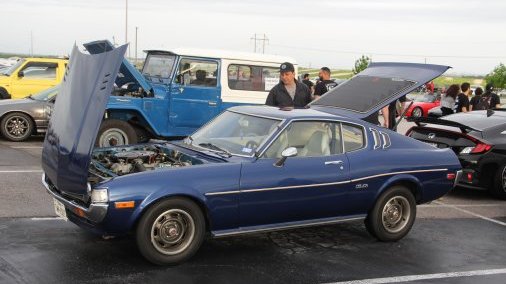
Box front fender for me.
[106,101,161,135]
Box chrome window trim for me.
[379,131,391,149]
[205,168,449,196]
[213,216,366,237]
[369,127,381,149]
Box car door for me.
[239,120,352,228]
[169,57,221,130]
[11,62,59,98]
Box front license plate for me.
[53,198,68,221]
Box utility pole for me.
[135,26,138,65]
[125,0,129,59]
[250,34,269,53]
[30,31,33,56]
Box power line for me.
[269,44,506,60]
[251,34,269,53]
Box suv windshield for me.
[31,85,58,101]
[142,54,176,83]
[2,59,25,76]
[188,111,282,156]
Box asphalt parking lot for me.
[1,123,505,284]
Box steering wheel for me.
[245,140,259,149]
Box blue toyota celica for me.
[41,44,461,265]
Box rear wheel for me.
[490,164,506,200]
[0,112,34,141]
[412,107,423,118]
[136,198,206,265]
[96,119,137,147]
[365,186,416,241]
[0,88,9,100]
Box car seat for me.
[299,130,330,157]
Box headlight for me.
[90,188,109,203]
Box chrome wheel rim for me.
[381,196,411,233]
[151,209,195,255]
[412,108,422,117]
[5,116,30,138]
[99,128,128,147]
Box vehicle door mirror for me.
[274,147,297,167]
[18,71,24,78]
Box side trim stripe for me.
[205,168,449,196]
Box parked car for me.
[0,57,67,100]
[405,93,441,118]
[0,86,57,141]
[83,40,296,147]
[407,109,506,199]
[41,45,461,265]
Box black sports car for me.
[407,109,506,199]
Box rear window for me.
[313,75,415,113]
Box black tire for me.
[490,164,506,200]
[0,112,34,141]
[95,119,137,147]
[365,186,416,242]
[0,88,9,100]
[136,198,206,265]
[412,107,423,118]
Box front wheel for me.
[365,186,416,242]
[95,119,137,147]
[412,107,423,118]
[0,112,34,141]
[490,164,506,200]
[136,198,206,265]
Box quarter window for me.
[342,123,365,152]
[175,59,218,87]
[228,64,279,92]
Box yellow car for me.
[0,57,68,100]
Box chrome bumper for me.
[454,170,463,188]
[41,173,108,223]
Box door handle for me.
[208,101,217,106]
[325,160,343,165]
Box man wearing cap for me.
[313,67,338,99]
[482,83,501,109]
[265,62,311,108]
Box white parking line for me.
[0,170,42,173]
[30,217,63,221]
[434,201,506,227]
[324,268,506,284]
[9,146,43,149]
[420,204,502,208]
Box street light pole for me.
[135,26,138,65]
[125,0,129,59]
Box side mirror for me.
[274,147,297,167]
[18,71,24,78]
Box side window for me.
[175,59,218,87]
[228,64,279,92]
[342,123,365,152]
[21,63,57,80]
[263,121,342,158]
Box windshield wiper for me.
[198,143,232,157]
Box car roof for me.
[227,105,344,120]
[144,49,296,64]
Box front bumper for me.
[41,173,108,223]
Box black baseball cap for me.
[280,62,295,73]
[485,83,494,91]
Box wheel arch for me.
[374,174,423,204]
[105,107,159,137]
[0,87,11,99]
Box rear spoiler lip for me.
[407,116,479,133]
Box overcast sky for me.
[2,0,505,75]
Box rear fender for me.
[372,174,423,206]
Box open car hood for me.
[41,44,127,201]
[84,40,152,94]
[310,62,450,120]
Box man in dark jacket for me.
[265,62,311,108]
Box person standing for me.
[301,73,315,96]
[480,83,501,109]
[381,96,407,130]
[313,67,338,99]
[454,82,471,113]
[469,87,484,111]
[265,62,311,108]
[440,84,459,116]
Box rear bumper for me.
[41,173,108,223]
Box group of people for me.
[265,63,338,108]
[440,82,501,116]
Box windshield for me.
[31,85,58,101]
[415,93,437,103]
[189,111,282,156]
[2,59,25,76]
[142,54,176,83]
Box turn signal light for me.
[115,201,135,209]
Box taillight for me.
[447,173,456,180]
[460,142,492,155]
[467,172,473,182]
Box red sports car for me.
[405,93,440,118]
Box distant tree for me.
[485,63,506,89]
[352,55,371,75]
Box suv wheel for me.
[96,119,137,147]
